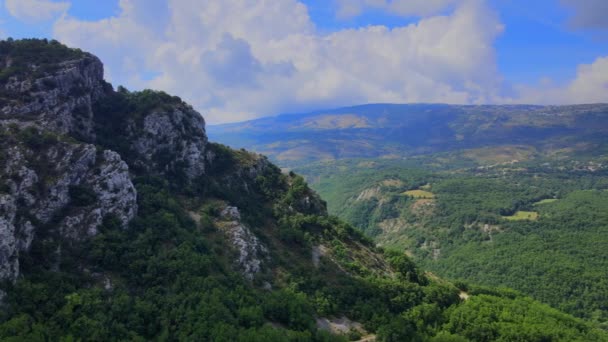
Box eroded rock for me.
[1,55,105,140]
[0,137,137,283]
[216,206,268,280]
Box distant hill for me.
[209,103,608,166]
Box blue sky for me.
[305,0,608,85]
[1,0,607,123]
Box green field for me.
[503,211,539,221]
[403,189,435,199]
[534,198,558,205]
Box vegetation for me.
[502,211,538,221]
[68,185,98,207]
[295,152,608,326]
[3,143,606,340]
[403,190,435,199]
[0,38,87,83]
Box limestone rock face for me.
[130,106,208,181]
[0,136,137,283]
[216,206,269,281]
[0,54,105,140]
[0,43,140,286]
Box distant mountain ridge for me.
[209,103,608,165]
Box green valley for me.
[210,101,608,329]
[293,153,608,327]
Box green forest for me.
[295,152,608,330]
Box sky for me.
[0,0,607,124]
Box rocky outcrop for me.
[216,206,268,281]
[129,106,207,181]
[0,133,137,282]
[0,40,214,287]
[1,54,105,141]
[0,42,140,286]
[292,188,328,216]
[205,146,274,194]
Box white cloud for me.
[561,0,608,29]
[5,0,70,23]
[336,0,460,19]
[514,56,608,104]
[53,0,506,123]
[567,56,608,102]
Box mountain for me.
[1,39,607,341]
[208,103,608,166]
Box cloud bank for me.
[0,0,596,123]
[5,0,70,23]
[52,0,512,123]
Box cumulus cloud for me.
[567,56,608,102]
[5,0,70,23]
[52,0,509,123]
[515,56,608,104]
[336,0,460,18]
[561,0,608,29]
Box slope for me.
[294,154,608,326]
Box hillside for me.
[1,39,607,341]
[294,154,608,326]
[209,103,608,166]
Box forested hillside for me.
[1,39,607,341]
[295,152,608,327]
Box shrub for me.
[68,185,97,207]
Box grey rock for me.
[130,107,207,181]
[220,206,241,220]
[1,55,105,140]
[217,206,269,281]
[0,137,137,283]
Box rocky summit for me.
[0,40,215,286]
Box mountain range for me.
[209,103,608,166]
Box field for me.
[503,211,539,221]
[534,199,558,205]
[403,189,435,199]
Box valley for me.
[293,151,608,325]
[211,103,608,331]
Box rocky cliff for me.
[0,129,136,283]
[92,89,208,182]
[0,40,300,292]
[0,48,104,140]
[0,40,140,285]
[0,43,138,283]
[0,39,249,287]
